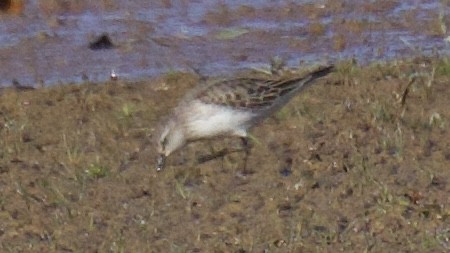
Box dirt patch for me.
[0,58,449,252]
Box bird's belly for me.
[185,103,255,139]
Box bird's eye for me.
[160,137,168,149]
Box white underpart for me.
[185,101,256,139]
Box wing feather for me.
[195,65,334,111]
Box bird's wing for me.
[195,65,334,111]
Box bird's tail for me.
[307,65,335,80]
[259,65,335,116]
[272,64,334,98]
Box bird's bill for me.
[156,154,166,171]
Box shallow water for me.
[0,0,448,87]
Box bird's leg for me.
[197,148,229,164]
[197,138,245,164]
[197,137,253,169]
[240,136,253,174]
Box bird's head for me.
[156,119,186,171]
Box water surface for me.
[0,0,448,86]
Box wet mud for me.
[0,0,449,86]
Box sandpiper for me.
[156,65,335,171]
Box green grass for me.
[85,163,109,179]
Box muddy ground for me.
[0,58,449,252]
